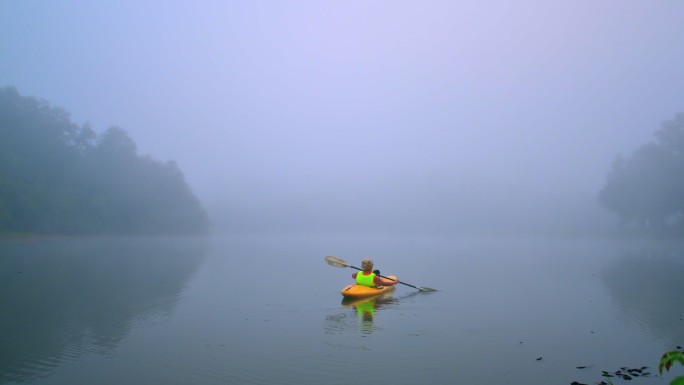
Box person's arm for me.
[374,275,399,286]
[352,272,358,279]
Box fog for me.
[2,1,683,235]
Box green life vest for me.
[356,271,376,287]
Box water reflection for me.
[602,244,684,348]
[324,290,427,336]
[0,236,208,384]
[341,292,397,334]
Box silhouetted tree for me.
[598,113,684,234]
[0,86,210,235]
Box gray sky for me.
[2,1,684,234]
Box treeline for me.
[598,113,684,235]
[0,87,210,235]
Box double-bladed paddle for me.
[324,255,437,292]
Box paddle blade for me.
[417,286,437,292]
[324,256,350,268]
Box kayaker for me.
[352,258,400,288]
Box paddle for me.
[324,256,437,292]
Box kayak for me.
[341,290,395,308]
[340,275,398,298]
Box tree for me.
[598,114,684,234]
[0,86,210,235]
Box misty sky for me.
[2,1,684,234]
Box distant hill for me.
[0,87,210,235]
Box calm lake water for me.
[1,234,683,385]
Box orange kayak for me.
[340,275,398,298]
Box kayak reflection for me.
[324,291,423,335]
[341,291,396,333]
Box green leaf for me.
[670,375,684,385]
[661,351,684,374]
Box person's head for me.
[361,258,373,271]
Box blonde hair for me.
[361,258,373,271]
